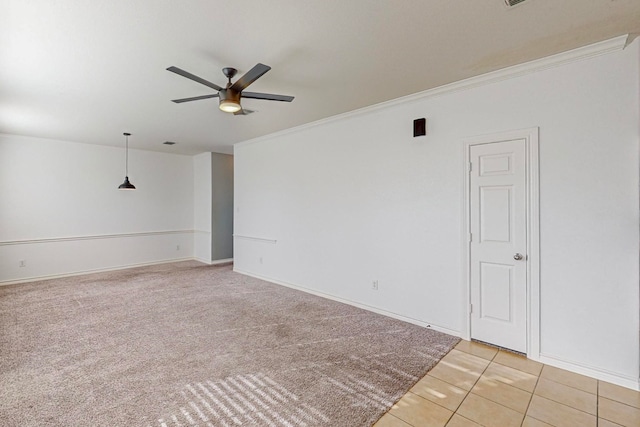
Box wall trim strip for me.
[0,230,194,246]
[233,235,278,244]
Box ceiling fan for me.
[167,63,294,115]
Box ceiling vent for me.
[505,0,527,6]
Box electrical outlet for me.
[259,257,263,264]
[19,260,26,268]
[372,280,379,290]
[176,245,180,251]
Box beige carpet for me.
[0,261,459,426]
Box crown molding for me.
[235,35,629,150]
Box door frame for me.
[461,127,540,359]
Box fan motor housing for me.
[219,89,240,104]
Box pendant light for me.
[118,132,136,190]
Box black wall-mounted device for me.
[413,118,426,137]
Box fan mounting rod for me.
[222,67,238,83]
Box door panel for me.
[470,139,526,352]
[479,153,513,176]
[480,186,512,242]
[480,262,513,322]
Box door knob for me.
[514,253,524,261]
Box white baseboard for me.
[539,353,640,391]
[193,257,234,265]
[234,268,460,337]
[0,257,195,286]
[212,258,233,265]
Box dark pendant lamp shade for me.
[118,132,136,190]
[118,176,135,190]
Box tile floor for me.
[374,340,640,427]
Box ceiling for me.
[1,0,639,155]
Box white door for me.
[469,139,527,353]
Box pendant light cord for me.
[125,134,129,177]
[124,132,130,177]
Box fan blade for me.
[171,94,219,103]
[241,91,294,102]
[234,109,255,116]
[167,66,223,91]
[230,63,271,92]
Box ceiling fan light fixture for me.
[219,99,242,113]
[218,89,242,113]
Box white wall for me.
[234,39,640,388]
[0,134,194,282]
[193,152,212,263]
